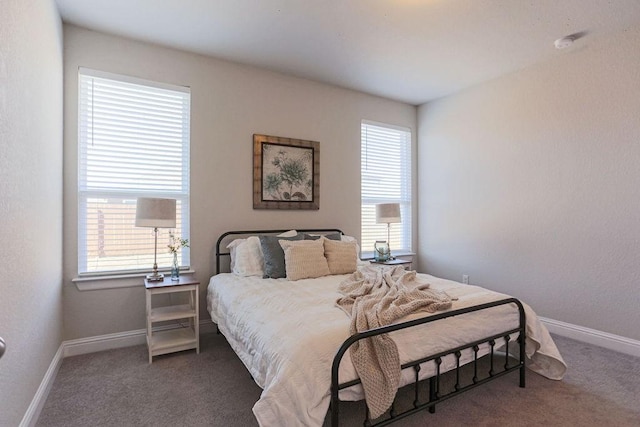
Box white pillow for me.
[227,236,264,276]
[278,229,298,237]
[226,238,244,271]
[279,239,330,281]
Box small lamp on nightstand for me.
[376,203,401,260]
[135,197,176,281]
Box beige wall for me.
[0,0,63,425]
[418,25,640,340]
[62,26,417,340]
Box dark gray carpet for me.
[37,333,640,426]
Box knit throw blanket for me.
[336,265,453,419]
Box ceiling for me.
[54,0,640,105]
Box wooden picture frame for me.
[253,134,320,210]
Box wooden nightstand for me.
[370,258,413,270]
[145,275,200,363]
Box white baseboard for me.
[22,319,216,426]
[20,345,64,427]
[63,328,145,357]
[63,319,216,357]
[540,317,640,358]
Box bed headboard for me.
[215,228,343,274]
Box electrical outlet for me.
[462,275,469,284]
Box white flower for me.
[168,232,189,254]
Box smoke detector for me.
[554,36,575,49]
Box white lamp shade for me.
[376,203,401,224]
[135,198,176,228]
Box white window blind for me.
[78,68,190,275]
[361,120,412,256]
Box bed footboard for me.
[330,298,526,427]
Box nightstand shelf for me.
[145,276,200,363]
[149,304,195,322]
[149,328,197,353]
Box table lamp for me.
[376,203,401,259]
[135,197,176,281]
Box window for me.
[361,120,412,256]
[78,68,190,275]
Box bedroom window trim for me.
[361,120,412,258]
[77,68,191,278]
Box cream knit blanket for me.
[336,265,453,419]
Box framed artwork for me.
[253,134,320,210]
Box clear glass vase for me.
[374,240,390,262]
[171,252,180,280]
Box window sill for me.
[73,269,196,291]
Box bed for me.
[207,229,566,427]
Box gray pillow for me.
[259,234,304,278]
[302,232,341,241]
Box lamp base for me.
[146,272,165,282]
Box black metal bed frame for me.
[214,229,526,427]
[330,298,526,426]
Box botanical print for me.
[262,143,313,201]
[253,134,319,210]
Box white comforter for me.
[207,272,566,427]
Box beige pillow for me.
[324,238,358,274]
[279,239,330,281]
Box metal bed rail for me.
[330,297,526,427]
[215,228,343,274]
